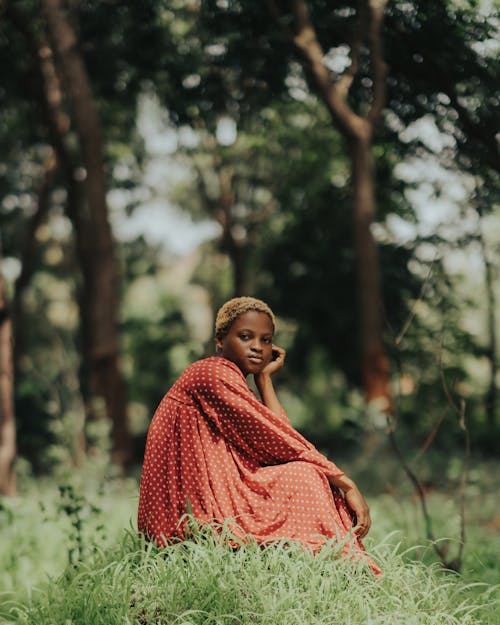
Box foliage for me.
[0,506,498,624]
[0,0,498,476]
[0,469,499,624]
[0,475,136,604]
[122,290,201,419]
[55,483,106,567]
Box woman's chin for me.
[244,360,267,376]
[252,361,272,376]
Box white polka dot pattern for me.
[137,356,381,574]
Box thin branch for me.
[337,1,366,99]
[395,256,436,346]
[388,310,469,570]
[267,0,366,139]
[385,418,448,562]
[192,161,220,220]
[438,334,462,416]
[455,399,470,571]
[414,410,446,461]
[389,342,447,479]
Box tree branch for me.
[192,161,219,220]
[269,0,366,140]
[385,418,446,560]
[337,1,366,99]
[387,299,469,570]
[291,0,365,138]
[395,255,436,346]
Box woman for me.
[138,296,381,574]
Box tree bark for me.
[6,1,90,466]
[217,165,248,297]
[273,0,392,410]
[0,246,17,496]
[350,133,391,409]
[41,0,131,466]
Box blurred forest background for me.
[0,0,498,544]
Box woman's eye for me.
[263,338,272,344]
[239,334,250,340]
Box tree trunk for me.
[41,0,131,466]
[277,0,392,410]
[217,165,248,296]
[0,248,17,496]
[231,248,248,297]
[6,2,91,466]
[350,133,391,410]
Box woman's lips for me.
[248,355,263,364]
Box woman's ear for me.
[215,337,223,353]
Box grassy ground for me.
[0,470,498,625]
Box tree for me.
[142,0,395,409]
[265,0,392,410]
[177,123,283,298]
[41,0,132,466]
[4,0,133,466]
[383,0,499,427]
[185,0,497,405]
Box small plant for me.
[0,498,14,529]
[57,483,105,567]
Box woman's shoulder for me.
[176,357,245,396]
[185,356,243,380]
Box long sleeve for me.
[187,357,344,480]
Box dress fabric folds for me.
[138,357,381,574]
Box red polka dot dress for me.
[138,357,381,574]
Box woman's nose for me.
[250,339,263,352]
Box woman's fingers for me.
[355,514,371,538]
[272,345,286,363]
[345,487,371,538]
[260,345,286,376]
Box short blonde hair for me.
[215,297,276,340]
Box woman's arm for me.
[255,347,372,538]
[191,356,344,478]
[254,345,286,417]
[329,474,372,538]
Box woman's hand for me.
[259,344,286,377]
[344,483,371,539]
[253,346,286,417]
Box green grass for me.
[0,474,498,625]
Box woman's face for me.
[216,310,274,376]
